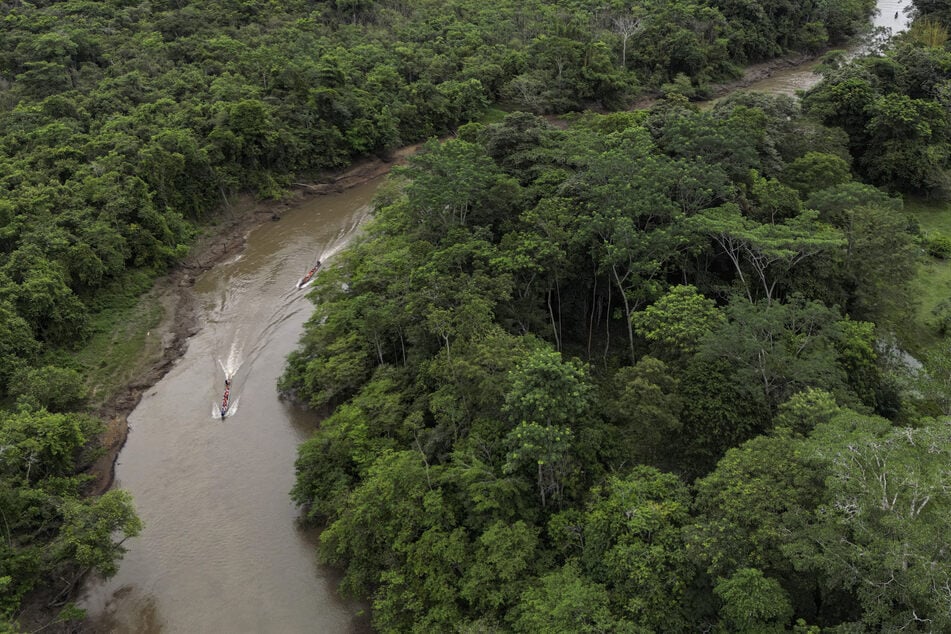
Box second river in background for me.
[735,0,912,97]
[76,0,914,629]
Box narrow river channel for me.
[77,1,911,630]
[79,181,381,632]
[738,0,911,96]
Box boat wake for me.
[290,206,370,292]
[205,201,373,421]
[211,396,239,420]
[295,258,321,289]
[217,340,243,378]
[214,340,243,420]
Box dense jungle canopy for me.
[1,0,950,630]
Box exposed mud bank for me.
[706,52,819,98]
[82,48,828,495]
[630,51,820,110]
[85,146,417,497]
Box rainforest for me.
[2,0,950,631]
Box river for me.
[78,1,911,631]
[737,0,912,96]
[79,182,380,632]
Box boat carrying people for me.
[296,259,321,289]
[221,378,232,419]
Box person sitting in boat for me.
[220,406,227,419]
[225,378,232,388]
[221,386,229,411]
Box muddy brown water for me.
[730,0,911,97]
[79,181,380,632]
[78,2,911,631]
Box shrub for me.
[925,232,951,259]
[8,365,88,412]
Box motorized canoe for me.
[296,260,321,289]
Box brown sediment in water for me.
[80,51,828,494]
[629,51,820,110]
[84,145,419,497]
[705,52,818,98]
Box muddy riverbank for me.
[85,146,418,497]
[66,3,912,628]
[81,0,914,492]
[630,51,820,110]
[76,161,400,633]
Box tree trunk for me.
[604,280,612,365]
[587,274,598,359]
[612,265,636,362]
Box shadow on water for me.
[84,589,162,634]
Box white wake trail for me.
[211,397,240,420]
[217,339,243,378]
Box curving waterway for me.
[737,0,912,96]
[79,182,380,632]
[78,1,911,630]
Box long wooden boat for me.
[296,259,321,289]
[220,379,232,419]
